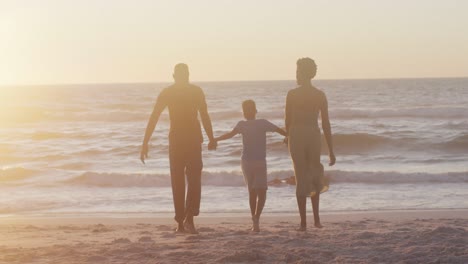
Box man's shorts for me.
[241,159,268,190]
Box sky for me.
[1,0,467,85]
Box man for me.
[140,63,216,234]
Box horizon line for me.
[1,76,467,87]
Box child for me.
[214,100,287,232]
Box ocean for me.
[1,78,468,217]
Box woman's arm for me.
[320,93,336,166]
[285,91,292,136]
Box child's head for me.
[242,100,257,120]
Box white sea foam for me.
[61,170,468,188]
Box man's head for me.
[296,57,317,85]
[173,63,189,84]
[242,100,257,120]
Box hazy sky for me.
[1,0,467,85]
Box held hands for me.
[208,139,218,150]
[140,143,149,164]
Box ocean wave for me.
[66,171,249,187]
[331,133,395,153]
[331,106,468,119]
[0,106,48,124]
[329,170,468,184]
[0,167,37,182]
[54,162,93,171]
[210,110,243,120]
[30,131,97,140]
[64,170,468,188]
[264,133,395,154]
[439,134,468,151]
[72,144,163,157]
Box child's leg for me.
[255,189,266,220]
[311,193,322,228]
[251,189,265,232]
[249,189,257,218]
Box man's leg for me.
[184,143,203,233]
[169,144,187,232]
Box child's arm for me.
[274,127,287,137]
[263,119,287,138]
[215,129,238,142]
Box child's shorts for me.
[241,159,268,190]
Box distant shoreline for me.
[2,76,468,88]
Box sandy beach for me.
[1,210,467,264]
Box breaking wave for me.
[64,170,468,188]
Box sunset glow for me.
[1,0,468,85]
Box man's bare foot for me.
[175,224,185,233]
[184,221,199,234]
[296,225,307,232]
[314,223,323,228]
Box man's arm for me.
[140,100,166,164]
[320,93,336,166]
[198,90,216,149]
[200,106,214,142]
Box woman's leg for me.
[297,195,307,230]
[249,189,257,218]
[308,131,323,228]
[289,130,309,230]
[311,193,322,228]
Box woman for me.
[285,58,336,231]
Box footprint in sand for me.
[111,238,131,244]
[198,227,215,232]
[138,236,154,243]
[86,255,107,262]
[24,225,42,230]
[185,235,201,241]
[126,245,145,253]
[160,232,176,239]
[92,224,112,233]
[156,225,173,231]
[355,231,378,239]
[232,230,249,235]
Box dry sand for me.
[1,210,467,264]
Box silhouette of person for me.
[213,100,287,232]
[285,58,336,231]
[141,63,216,234]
